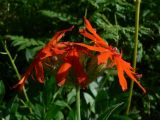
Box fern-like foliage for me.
[39,10,82,25]
[6,35,44,61]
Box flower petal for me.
[83,17,98,35]
[115,56,146,93]
[123,65,146,93]
[34,61,44,83]
[79,29,97,44]
[13,27,74,89]
[56,62,72,86]
[75,43,106,52]
[116,61,128,91]
[36,26,74,60]
[82,17,108,47]
[48,26,74,45]
[12,61,35,89]
[97,51,112,64]
[12,76,26,91]
[65,48,88,87]
[73,58,88,87]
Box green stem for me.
[76,86,81,120]
[4,43,21,80]
[114,13,119,46]
[3,42,33,114]
[126,0,141,114]
[84,8,88,17]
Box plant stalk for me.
[3,42,33,114]
[126,0,141,114]
[76,86,81,120]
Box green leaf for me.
[55,100,72,110]
[7,35,44,51]
[45,103,60,120]
[67,110,76,120]
[111,115,132,120]
[89,82,98,97]
[98,102,124,120]
[33,103,44,119]
[67,88,76,104]
[0,80,5,104]
[25,48,34,61]
[83,92,95,113]
[2,115,10,120]
[87,0,99,8]
[43,76,57,105]
[39,10,80,24]
[9,96,19,114]
[54,111,64,120]
[84,92,94,105]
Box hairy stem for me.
[126,0,141,114]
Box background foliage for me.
[0,0,160,119]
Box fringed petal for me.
[115,56,146,93]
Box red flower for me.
[79,17,146,93]
[14,25,104,89]
[13,26,74,89]
[56,47,88,87]
[56,42,105,87]
[14,17,146,93]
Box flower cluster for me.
[14,18,146,93]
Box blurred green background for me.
[0,0,160,119]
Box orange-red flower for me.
[79,17,146,93]
[13,26,74,89]
[14,26,105,89]
[56,47,88,87]
[14,17,146,93]
[55,42,106,87]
